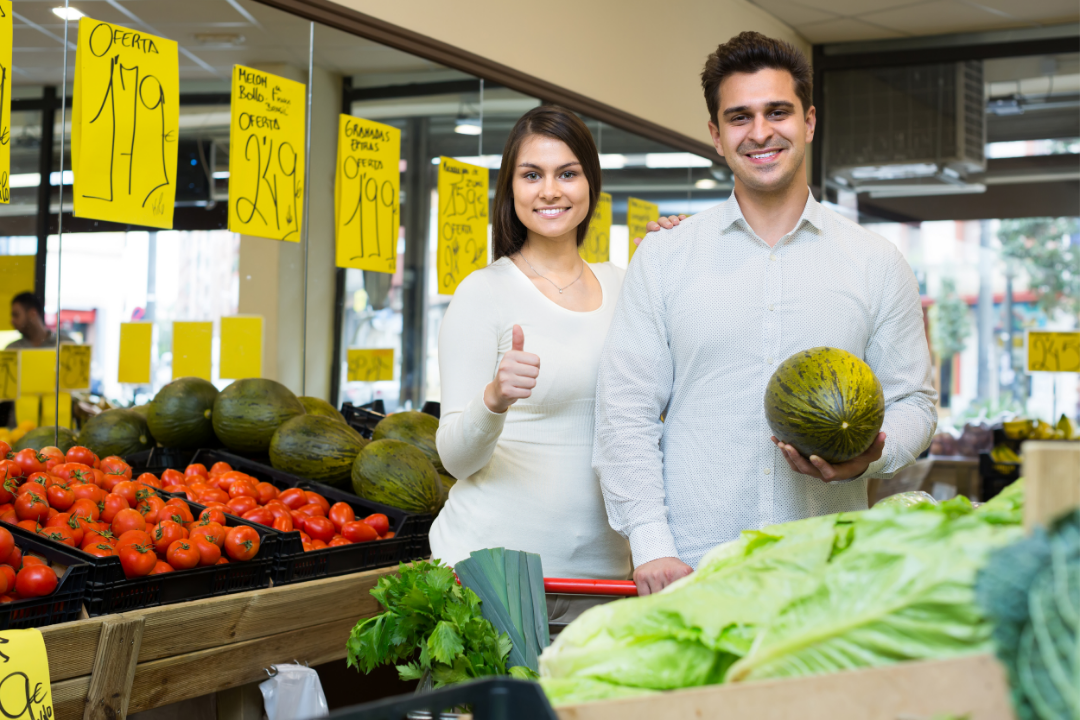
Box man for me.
[594,32,936,596]
[7,292,72,349]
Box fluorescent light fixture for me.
[694,178,719,190]
[599,154,627,169]
[866,183,986,199]
[454,118,482,136]
[645,152,712,169]
[213,171,230,179]
[8,173,40,188]
[51,6,84,20]
[51,170,74,186]
[444,155,501,169]
[849,163,938,181]
[987,95,1023,116]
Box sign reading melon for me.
[72,18,179,228]
[228,66,306,242]
[627,197,658,263]
[579,192,612,264]
[0,0,12,205]
[347,348,394,382]
[334,115,400,274]
[1027,330,1080,373]
[437,156,488,294]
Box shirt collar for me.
[719,187,825,235]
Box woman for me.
[431,106,669,581]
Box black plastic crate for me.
[179,451,428,584]
[341,400,387,439]
[0,524,90,629]
[328,677,557,720]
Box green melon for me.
[298,396,346,423]
[147,377,220,449]
[373,411,443,473]
[764,347,885,465]
[351,439,443,514]
[212,379,305,454]
[13,427,79,453]
[270,415,367,488]
[78,409,155,459]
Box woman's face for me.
[512,134,590,243]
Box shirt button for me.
[764,468,772,475]
[768,304,775,311]
[767,357,775,364]
[769,254,777,261]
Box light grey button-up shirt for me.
[593,191,937,569]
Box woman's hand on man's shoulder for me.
[632,215,687,246]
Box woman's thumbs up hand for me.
[484,324,540,414]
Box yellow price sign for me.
[0,256,35,332]
[228,66,306,242]
[0,0,12,205]
[118,322,152,384]
[72,17,179,229]
[42,392,72,429]
[172,321,212,380]
[347,348,394,382]
[15,395,39,426]
[437,157,488,294]
[58,344,91,391]
[334,115,400,273]
[18,349,55,395]
[220,315,263,379]
[0,350,16,401]
[579,192,612,264]
[627,197,658,263]
[1027,330,1080,373]
[0,628,55,720]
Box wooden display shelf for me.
[44,564,399,720]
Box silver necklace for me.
[519,250,584,294]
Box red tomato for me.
[301,541,314,552]
[241,507,274,526]
[150,561,174,574]
[303,516,335,543]
[15,564,57,597]
[0,572,7,595]
[162,499,194,524]
[342,521,379,544]
[16,520,40,534]
[304,491,330,514]
[152,520,188,555]
[189,522,225,549]
[197,507,228,526]
[46,484,75,512]
[100,457,132,479]
[224,526,260,561]
[195,488,228,505]
[192,537,221,566]
[254,482,279,505]
[272,515,294,533]
[111,481,141,507]
[328,537,351,547]
[363,513,391,537]
[184,464,208,480]
[56,463,95,485]
[14,492,49,523]
[11,450,46,478]
[38,445,65,465]
[136,473,162,489]
[118,543,156,578]
[65,446,97,467]
[17,481,46,498]
[166,540,199,570]
[83,543,115,559]
[59,515,84,546]
[136,496,166,525]
[225,496,258,517]
[0,527,12,564]
[69,498,101,523]
[209,462,233,477]
[115,530,153,551]
[6,547,21,571]
[38,525,76,547]
[328,503,356,531]
[228,480,258,500]
[100,494,130,524]
[296,503,325,518]
[161,469,185,487]
[111,508,147,536]
[277,488,308,510]
[0,441,9,458]
[0,565,14,591]
[310,539,327,550]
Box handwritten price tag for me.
[58,344,91,391]
[1027,330,1080,373]
[0,350,16,401]
[579,192,612,264]
[334,115,400,273]
[627,197,658,263]
[228,66,305,242]
[437,157,488,294]
[72,17,179,229]
[0,0,12,205]
[0,628,55,720]
[347,349,394,382]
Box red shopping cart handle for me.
[544,578,638,596]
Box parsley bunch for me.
[346,560,530,687]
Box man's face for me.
[10,303,29,334]
[707,68,815,195]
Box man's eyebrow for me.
[517,161,582,170]
[722,100,796,116]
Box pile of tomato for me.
[0,525,61,602]
[156,461,394,551]
[0,442,263,579]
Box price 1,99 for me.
[335,115,400,274]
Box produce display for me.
[976,507,1078,720]
[352,439,444,515]
[0,525,60,602]
[146,377,219,449]
[299,396,347,422]
[764,347,885,464]
[538,481,1025,705]
[78,408,155,458]
[1002,414,1078,441]
[373,411,445,474]
[12,426,79,453]
[269,415,367,488]
[212,378,305,453]
[161,460,395,550]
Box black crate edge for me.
[1,524,91,629]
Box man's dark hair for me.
[11,292,43,318]
[701,31,813,125]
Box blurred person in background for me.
[7,292,72,350]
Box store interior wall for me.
[321,0,809,149]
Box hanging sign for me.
[172,321,212,380]
[72,17,179,229]
[0,628,55,720]
[334,115,400,273]
[0,350,16,401]
[0,0,12,205]
[579,192,612,264]
[58,343,91,391]
[228,66,306,241]
[118,322,152,384]
[18,349,55,395]
[437,156,488,294]
[220,315,263,379]
[346,348,393,382]
[627,197,658,263]
[0,256,35,331]
[1026,330,1080,373]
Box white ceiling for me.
[11,0,443,87]
[751,0,1079,44]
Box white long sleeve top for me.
[430,256,633,579]
[593,191,938,570]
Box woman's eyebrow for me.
[517,161,582,170]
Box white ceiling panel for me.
[961,0,1080,23]
[750,0,840,27]
[792,0,927,16]
[858,0,1028,36]
[796,17,907,43]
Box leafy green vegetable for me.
[540,677,657,706]
[346,560,515,687]
[976,507,1078,720]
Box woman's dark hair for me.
[492,105,601,261]
[701,31,812,125]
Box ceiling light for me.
[987,95,1024,116]
[694,178,719,190]
[598,154,627,170]
[645,152,712,169]
[51,6,84,20]
[193,33,245,46]
[454,118,481,136]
